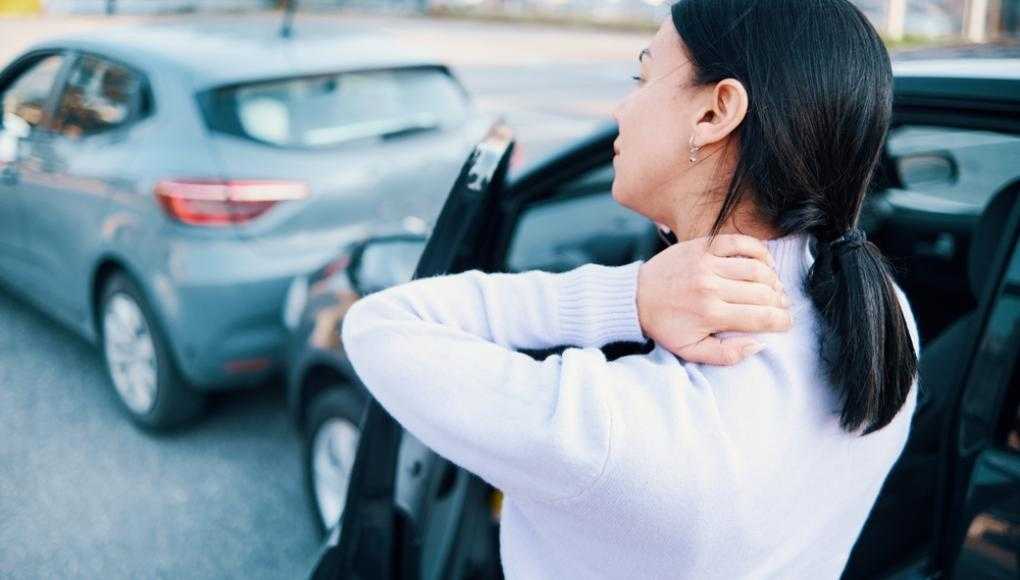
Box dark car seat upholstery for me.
[911,184,1017,453]
[843,180,1019,579]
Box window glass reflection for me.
[53,56,141,138]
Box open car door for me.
[309,123,517,580]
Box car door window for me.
[1,54,65,135]
[505,164,657,273]
[51,55,147,139]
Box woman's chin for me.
[611,183,643,215]
[610,180,629,206]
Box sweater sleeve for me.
[339,261,646,503]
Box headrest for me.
[969,180,1019,298]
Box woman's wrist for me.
[557,261,647,348]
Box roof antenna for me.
[280,0,297,39]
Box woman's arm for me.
[340,262,645,503]
[340,235,791,503]
[347,261,648,353]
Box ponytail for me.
[671,0,915,434]
[807,229,917,434]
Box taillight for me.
[154,179,309,226]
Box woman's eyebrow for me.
[639,48,652,62]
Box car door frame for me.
[927,180,1020,576]
[312,123,516,580]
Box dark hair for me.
[670,0,917,434]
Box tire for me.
[303,386,367,536]
[99,272,204,430]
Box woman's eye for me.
[631,75,644,85]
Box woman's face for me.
[611,19,710,236]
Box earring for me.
[688,135,701,164]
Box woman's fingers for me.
[637,234,793,363]
[717,278,789,308]
[713,257,783,292]
[706,234,774,267]
[674,335,766,366]
[712,302,794,333]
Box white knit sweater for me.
[340,233,920,579]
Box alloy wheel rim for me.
[103,293,158,416]
[312,417,361,530]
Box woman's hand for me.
[637,234,793,365]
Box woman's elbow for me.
[340,297,382,360]
[340,294,416,366]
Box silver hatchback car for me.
[0,21,494,429]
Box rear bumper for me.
[169,276,291,390]
[152,229,363,390]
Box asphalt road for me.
[0,282,319,579]
[0,13,635,580]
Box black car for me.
[287,59,1020,578]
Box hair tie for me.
[830,228,867,256]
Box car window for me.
[887,125,1020,210]
[505,164,656,273]
[1,53,65,134]
[51,55,147,139]
[204,67,469,148]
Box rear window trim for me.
[195,64,471,151]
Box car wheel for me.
[99,272,204,430]
[303,386,366,535]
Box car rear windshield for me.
[200,66,470,148]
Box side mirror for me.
[895,151,958,188]
[348,234,428,296]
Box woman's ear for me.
[692,78,749,146]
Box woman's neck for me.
[665,197,781,242]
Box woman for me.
[341,0,920,577]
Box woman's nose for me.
[612,99,626,126]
